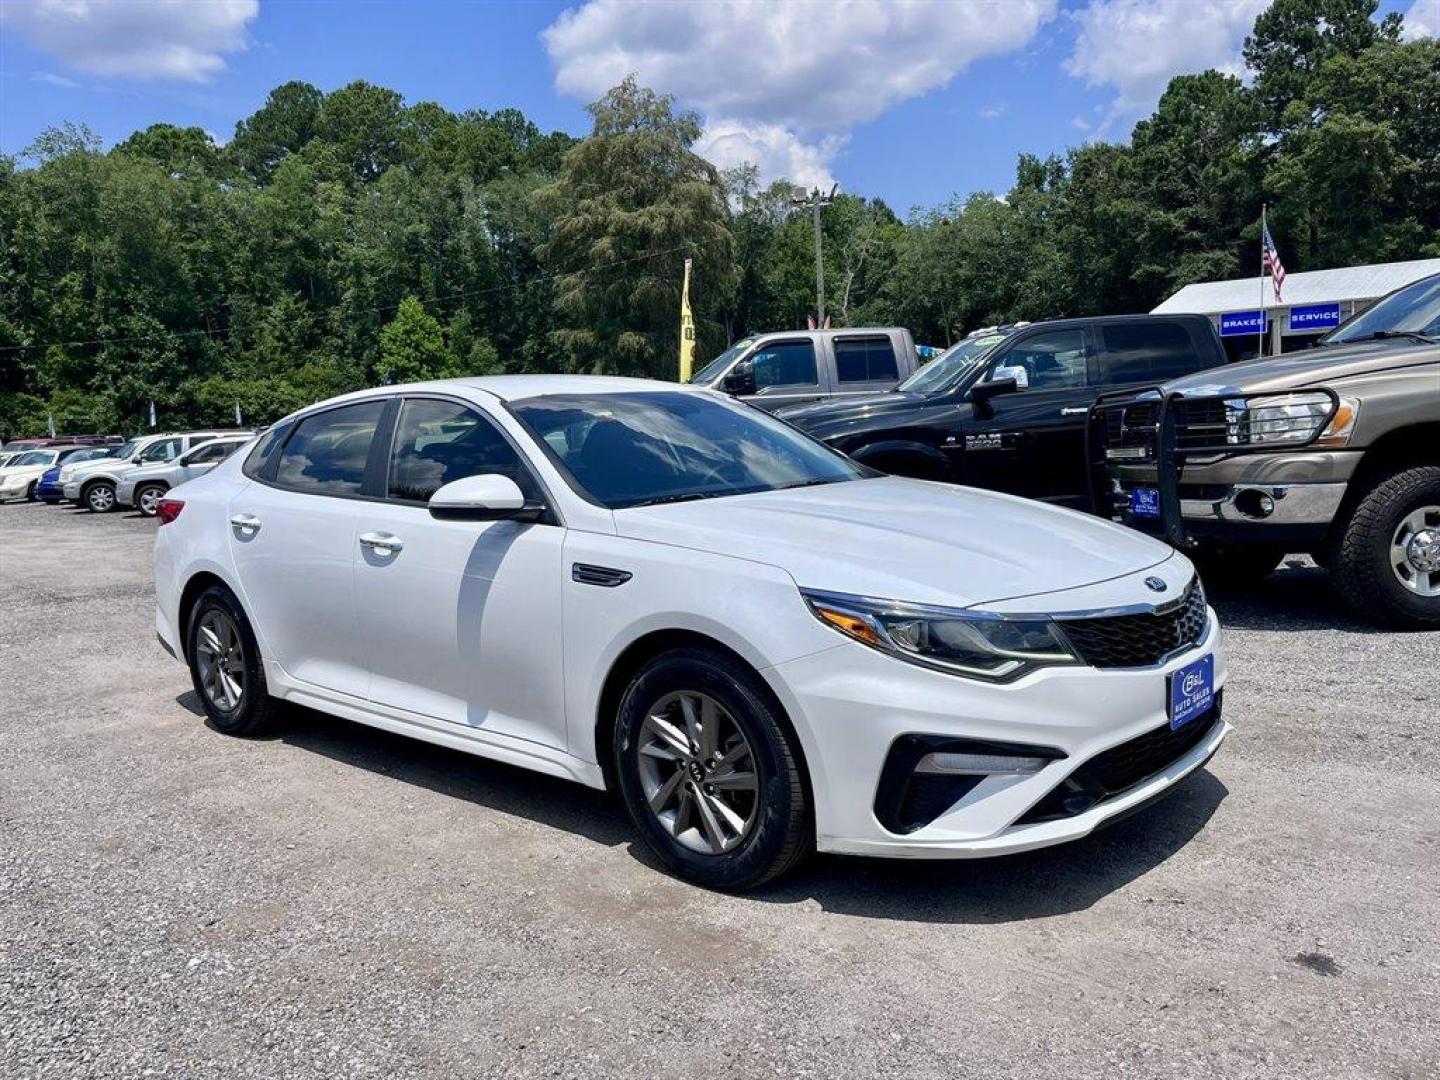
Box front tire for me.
[26,480,38,502]
[135,483,166,517]
[614,647,812,890]
[83,480,117,513]
[186,584,279,736]
[1332,466,1440,629]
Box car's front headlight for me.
[59,466,75,481]
[801,589,1080,682]
[1224,392,1357,447]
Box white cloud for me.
[543,0,1056,183]
[695,120,841,190]
[978,103,1006,121]
[1402,0,1437,40]
[32,71,81,88]
[1,0,258,82]
[1064,0,1267,130]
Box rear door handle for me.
[1060,406,1089,416]
[359,531,404,555]
[229,513,261,532]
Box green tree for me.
[536,76,736,378]
[378,295,457,382]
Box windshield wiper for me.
[629,491,726,507]
[1360,330,1436,345]
[774,477,843,491]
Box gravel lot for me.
[1,500,1436,1079]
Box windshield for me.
[11,451,54,466]
[107,439,140,460]
[510,390,867,509]
[898,332,1011,394]
[1327,274,1440,344]
[688,337,757,385]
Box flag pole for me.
[1259,204,1266,358]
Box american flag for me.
[1262,222,1286,302]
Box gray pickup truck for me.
[687,327,920,412]
[1091,272,1440,628]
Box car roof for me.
[311,374,699,407]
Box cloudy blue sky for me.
[2,0,1432,211]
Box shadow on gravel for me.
[756,769,1228,922]
[1205,561,1387,634]
[272,703,636,848]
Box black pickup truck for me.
[778,314,1228,509]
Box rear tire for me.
[1332,466,1440,629]
[614,647,812,890]
[135,483,166,517]
[83,480,117,513]
[186,584,280,736]
[1187,544,1286,588]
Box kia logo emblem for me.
[1144,576,1168,593]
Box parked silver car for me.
[116,436,253,516]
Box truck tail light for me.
[156,498,185,525]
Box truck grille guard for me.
[1085,385,1342,548]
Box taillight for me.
[156,498,185,525]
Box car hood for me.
[1163,337,1435,395]
[613,476,1175,609]
[0,463,51,478]
[777,391,960,439]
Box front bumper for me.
[0,478,33,499]
[36,480,65,502]
[1107,477,1347,527]
[768,602,1228,859]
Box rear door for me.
[226,398,387,699]
[831,333,903,400]
[744,338,828,412]
[954,326,1097,505]
[1094,319,1218,392]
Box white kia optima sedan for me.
[153,376,1228,889]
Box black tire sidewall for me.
[186,585,271,735]
[614,649,808,890]
[85,481,115,513]
[1340,469,1440,628]
[136,484,165,517]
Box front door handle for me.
[359,531,404,555]
[229,513,261,532]
[1060,406,1089,416]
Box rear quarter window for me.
[242,424,290,480]
[1098,323,1202,383]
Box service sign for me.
[1219,310,1269,337]
[1288,303,1341,332]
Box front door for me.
[226,398,386,699]
[743,339,827,412]
[351,396,568,750]
[951,327,1096,506]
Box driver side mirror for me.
[969,373,1023,417]
[721,358,756,396]
[428,474,545,522]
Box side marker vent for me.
[572,563,632,588]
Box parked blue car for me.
[36,447,117,502]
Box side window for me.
[243,424,290,480]
[994,330,1089,391]
[750,341,818,389]
[834,336,900,383]
[1098,322,1201,383]
[187,441,235,465]
[275,400,385,496]
[138,437,183,463]
[388,398,538,503]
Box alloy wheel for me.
[87,484,115,512]
[138,486,162,516]
[1391,505,1440,597]
[636,690,760,856]
[195,608,246,712]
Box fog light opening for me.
[915,751,1051,776]
[1233,488,1276,519]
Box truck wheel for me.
[1187,544,1285,587]
[83,480,117,513]
[1333,466,1440,629]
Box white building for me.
[1151,256,1440,361]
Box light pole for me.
[791,184,837,326]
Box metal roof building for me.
[1152,256,1440,360]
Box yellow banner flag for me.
[679,257,696,382]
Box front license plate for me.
[1130,487,1161,518]
[1168,655,1214,731]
